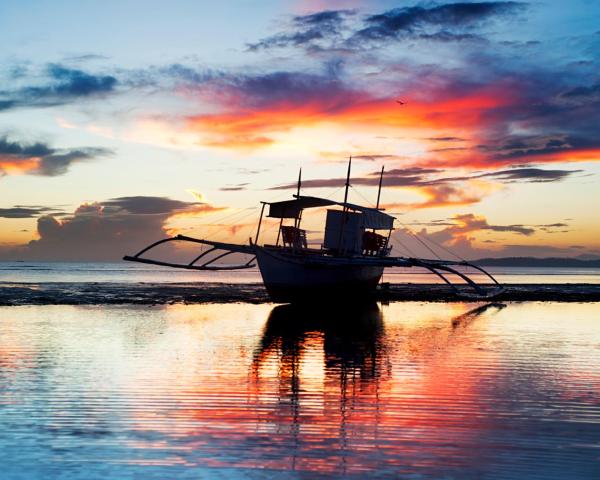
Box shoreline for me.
[1,282,600,305]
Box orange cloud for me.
[184,87,511,153]
[383,183,488,211]
[0,137,111,177]
[0,155,41,175]
[158,68,600,178]
[167,204,225,221]
[505,147,600,165]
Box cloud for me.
[390,212,555,259]
[269,166,432,190]
[44,64,116,95]
[247,2,525,51]
[184,70,367,149]
[0,195,223,261]
[431,166,583,184]
[270,166,579,191]
[186,189,204,201]
[174,3,595,168]
[430,146,467,152]
[0,136,112,177]
[477,167,582,183]
[139,37,600,168]
[425,136,465,142]
[175,61,600,165]
[155,63,217,87]
[247,9,355,51]
[448,213,534,236]
[0,63,117,111]
[473,133,595,165]
[14,4,587,183]
[561,82,600,100]
[220,183,249,191]
[538,222,568,228]
[101,196,205,214]
[0,206,64,218]
[397,184,485,209]
[195,70,357,109]
[344,154,403,162]
[383,212,584,259]
[61,54,110,63]
[352,2,526,43]
[269,164,583,210]
[269,166,488,209]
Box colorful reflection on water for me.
[1,302,599,479]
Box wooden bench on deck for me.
[281,226,307,249]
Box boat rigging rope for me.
[192,182,346,245]
[349,184,377,208]
[199,185,293,238]
[347,185,416,258]
[200,206,258,228]
[419,233,467,262]
[393,219,468,262]
[390,231,419,258]
[394,222,441,260]
[348,184,470,261]
[324,185,345,200]
[199,208,260,243]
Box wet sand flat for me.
[2,281,600,305]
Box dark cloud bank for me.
[0,64,117,111]
[0,196,221,261]
[270,166,581,190]
[248,2,527,51]
[0,136,112,177]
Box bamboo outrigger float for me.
[124,160,504,302]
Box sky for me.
[1,0,599,261]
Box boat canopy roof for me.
[267,195,395,229]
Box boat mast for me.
[295,167,302,229]
[376,165,393,255]
[337,156,352,254]
[376,165,384,209]
[343,156,351,207]
[254,201,267,245]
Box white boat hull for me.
[255,247,384,302]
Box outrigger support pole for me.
[123,234,256,271]
[128,237,176,259]
[188,247,218,266]
[458,262,503,286]
[412,261,486,295]
[405,257,503,297]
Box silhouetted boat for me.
[124,159,503,302]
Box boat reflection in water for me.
[253,301,388,384]
[252,302,389,475]
[249,302,504,477]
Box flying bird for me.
[396,100,406,105]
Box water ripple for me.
[1,302,599,479]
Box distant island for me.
[473,257,600,268]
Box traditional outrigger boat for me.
[124,160,504,302]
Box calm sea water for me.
[2,261,600,284]
[1,302,599,479]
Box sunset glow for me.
[1,0,599,260]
